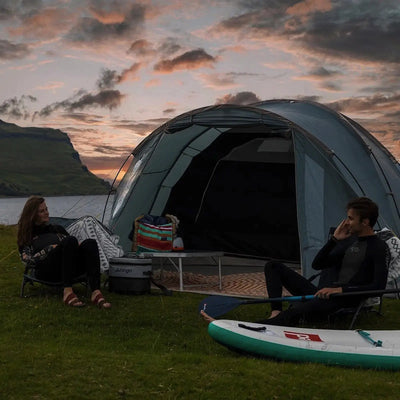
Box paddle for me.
[198,294,315,318]
[198,288,400,318]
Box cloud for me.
[286,0,332,18]
[35,81,65,91]
[61,113,105,124]
[119,62,142,83]
[296,95,322,103]
[198,71,261,89]
[0,95,37,119]
[127,37,182,58]
[211,1,400,65]
[0,39,30,60]
[157,37,182,56]
[66,2,146,44]
[112,119,168,136]
[301,67,342,80]
[0,0,14,20]
[62,89,125,111]
[96,64,142,90]
[154,49,217,73]
[293,4,400,64]
[215,91,261,105]
[163,108,176,115]
[35,89,125,119]
[8,7,75,39]
[198,72,239,89]
[326,93,400,115]
[96,69,120,90]
[0,0,43,21]
[296,67,343,91]
[127,39,155,57]
[320,81,342,92]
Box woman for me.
[17,196,111,308]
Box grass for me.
[1,224,400,399]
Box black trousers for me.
[264,261,360,326]
[35,236,101,290]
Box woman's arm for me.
[20,244,57,265]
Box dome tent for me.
[108,100,400,278]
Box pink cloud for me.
[154,49,217,73]
[9,8,75,39]
[286,0,332,17]
[119,63,142,83]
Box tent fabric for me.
[108,100,400,278]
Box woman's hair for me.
[346,197,379,227]
[17,196,45,248]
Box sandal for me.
[63,292,85,307]
[92,292,111,309]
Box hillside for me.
[0,120,110,197]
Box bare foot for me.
[268,310,281,319]
[200,310,215,324]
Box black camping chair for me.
[20,260,88,298]
[307,269,391,330]
[308,227,400,329]
[20,216,88,297]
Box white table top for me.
[133,251,224,258]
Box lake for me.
[0,195,114,225]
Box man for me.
[262,197,389,326]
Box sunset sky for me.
[1,0,400,181]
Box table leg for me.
[218,257,222,290]
[179,257,183,291]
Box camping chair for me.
[307,227,400,329]
[327,297,380,330]
[21,260,88,297]
[20,216,88,297]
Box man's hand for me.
[333,219,351,240]
[315,287,343,299]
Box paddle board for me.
[208,320,400,370]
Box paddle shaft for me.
[241,288,400,305]
[200,288,400,318]
[241,295,315,305]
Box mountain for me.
[0,119,110,197]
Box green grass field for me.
[1,224,400,400]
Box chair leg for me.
[377,296,384,315]
[348,301,366,330]
[20,276,34,298]
[20,277,26,298]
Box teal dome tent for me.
[108,100,400,278]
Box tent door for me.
[166,134,300,262]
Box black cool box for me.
[108,257,152,294]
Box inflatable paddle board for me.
[208,320,400,370]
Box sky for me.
[1,0,400,182]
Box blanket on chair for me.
[66,216,124,273]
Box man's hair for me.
[346,197,379,227]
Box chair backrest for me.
[376,228,400,287]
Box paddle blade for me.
[198,295,245,318]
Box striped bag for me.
[133,215,175,253]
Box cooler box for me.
[108,257,152,294]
